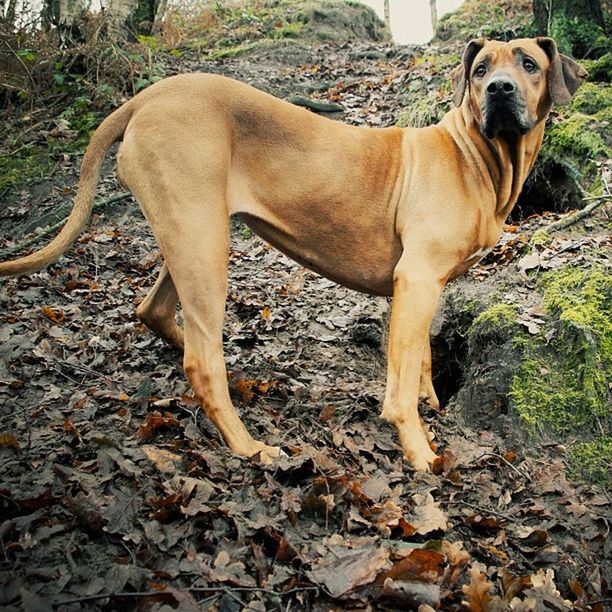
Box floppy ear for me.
[536,37,588,105]
[452,38,485,107]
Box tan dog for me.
[0,38,586,470]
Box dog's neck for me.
[443,103,546,220]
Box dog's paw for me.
[409,447,439,472]
[249,442,282,465]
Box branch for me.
[543,174,611,234]
[0,192,131,259]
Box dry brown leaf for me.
[137,411,179,441]
[307,546,390,598]
[462,566,507,611]
[41,306,65,324]
[0,433,20,451]
[379,548,445,584]
[141,445,181,473]
[411,493,448,535]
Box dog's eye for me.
[523,57,537,73]
[474,64,487,78]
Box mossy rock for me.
[511,266,611,431]
[297,0,389,42]
[435,263,611,488]
[529,86,611,204]
[569,438,612,488]
[199,0,388,54]
[435,0,533,42]
[582,52,612,83]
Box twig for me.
[57,591,165,605]
[543,171,611,234]
[447,499,521,523]
[474,452,531,481]
[543,195,610,233]
[0,192,131,259]
[57,585,319,606]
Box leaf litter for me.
[0,39,610,611]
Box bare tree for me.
[383,0,390,30]
[429,0,437,34]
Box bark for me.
[106,0,137,41]
[383,0,390,30]
[430,0,438,34]
[106,0,165,40]
[151,0,167,34]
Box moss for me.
[569,437,612,488]
[529,229,552,248]
[582,52,612,83]
[570,83,612,115]
[543,113,611,160]
[510,266,611,438]
[548,13,610,59]
[435,0,532,42]
[0,144,55,195]
[273,21,305,39]
[469,303,518,337]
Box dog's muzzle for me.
[482,76,532,140]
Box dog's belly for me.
[236,212,399,296]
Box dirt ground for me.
[0,40,610,611]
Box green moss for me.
[529,229,552,248]
[569,437,612,488]
[543,113,611,160]
[548,13,610,59]
[571,83,612,115]
[0,145,53,194]
[436,0,532,42]
[582,52,612,83]
[273,20,305,39]
[469,303,518,336]
[510,266,611,438]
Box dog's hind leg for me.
[136,262,184,350]
[133,183,279,462]
[169,222,280,463]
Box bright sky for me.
[359,0,465,44]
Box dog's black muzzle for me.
[482,76,532,140]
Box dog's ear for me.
[452,38,485,107]
[536,37,588,105]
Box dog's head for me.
[451,38,587,140]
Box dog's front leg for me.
[381,258,443,471]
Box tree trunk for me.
[429,0,438,35]
[106,0,137,40]
[41,0,88,43]
[1,0,19,26]
[151,0,168,34]
[383,0,390,30]
[106,0,164,40]
[532,0,606,57]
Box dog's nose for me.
[486,78,516,97]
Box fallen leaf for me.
[410,493,448,535]
[307,546,390,597]
[142,445,181,473]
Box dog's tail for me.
[0,102,133,277]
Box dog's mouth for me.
[481,98,533,140]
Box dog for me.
[0,38,586,470]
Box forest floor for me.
[0,37,610,611]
